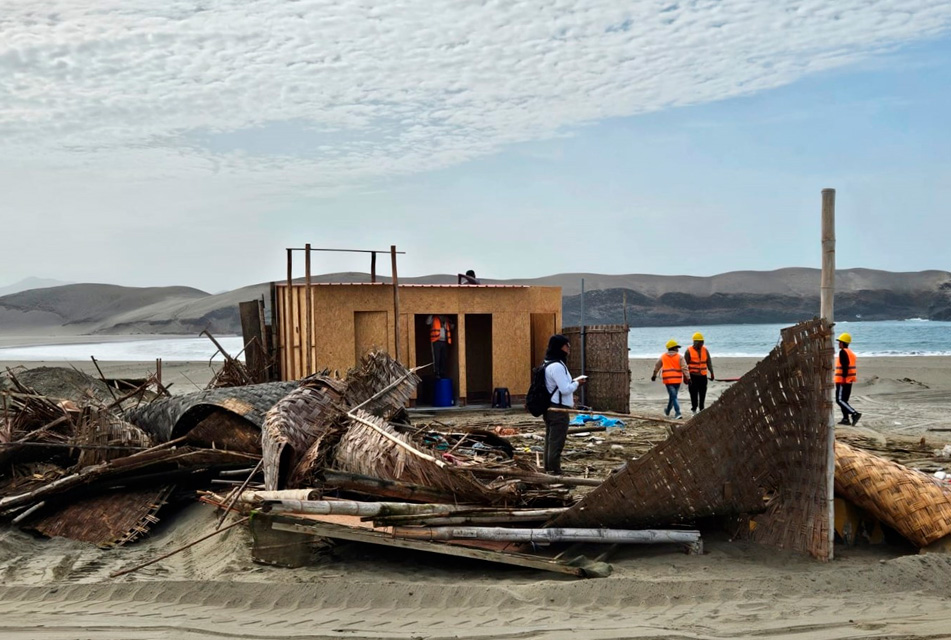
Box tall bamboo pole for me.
[820,187,836,561]
[304,242,313,376]
[285,248,293,379]
[390,245,401,362]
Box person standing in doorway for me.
[426,314,453,378]
[542,334,586,475]
[652,339,690,419]
[684,332,715,414]
[835,332,861,425]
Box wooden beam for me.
[305,242,313,376]
[391,244,401,362]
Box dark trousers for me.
[431,340,449,378]
[543,407,570,474]
[689,374,708,411]
[836,383,857,419]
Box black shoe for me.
[838,418,851,425]
[851,412,862,426]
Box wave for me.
[902,317,931,322]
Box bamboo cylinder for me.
[393,526,701,544]
[821,187,836,562]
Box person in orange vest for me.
[426,314,453,378]
[651,339,690,419]
[835,332,861,425]
[684,332,715,414]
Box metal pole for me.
[820,187,836,562]
[391,245,401,362]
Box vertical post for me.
[820,187,836,562]
[391,245,401,362]
[286,248,293,380]
[580,278,586,407]
[371,251,377,283]
[156,358,162,389]
[305,243,313,376]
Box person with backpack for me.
[533,334,586,476]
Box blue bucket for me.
[432,378,454,407]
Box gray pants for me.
[543,407,570,475]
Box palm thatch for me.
[74,408,153,467]
[261,375,347,490]
[334,410,501,504]
[344,350,420,419]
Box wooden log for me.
[241,489,317,503]
[392,526,701,545]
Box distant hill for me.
[1,268,949,337]
[0,277,71,298]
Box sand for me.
[3,354,951,638]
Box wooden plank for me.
[268,514,586,577]
[305,242,313,376]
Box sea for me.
[0,320,947,362]
[626,319,951,358]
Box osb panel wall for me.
[275,285,561,398]
[552,317,834,560]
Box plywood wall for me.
[274,284,561,400]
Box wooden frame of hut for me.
[271,282,562,406]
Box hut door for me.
[464,314,492,404]
[354,311,388,362]
[530,313,556,366]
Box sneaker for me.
[851,412,862,426]
[675,414,683,420]
[691,409,698,415]
[664,410,670,417]
[838,418,851,425]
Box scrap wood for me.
[465,466,602,487]
[319,469,472,504]
[261,512,593,577]
[0,446,257,513]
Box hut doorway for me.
[464,314,493,405]
[414,314,459,406]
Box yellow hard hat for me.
[666,339,680,349]
[837,332,852,345]
[692,332,704,341]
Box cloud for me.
[1,0,949,199]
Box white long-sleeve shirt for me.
[545,360,579,407]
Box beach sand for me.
[2,355,951,638]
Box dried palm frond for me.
[334,410,499,505]
[344,350,419,420]
[74,408,154,468]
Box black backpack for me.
[525,361,560,417]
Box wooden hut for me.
[271,283,561,406]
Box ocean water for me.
[0,336,247,362]
[0,320,946,362]
[628,319,951,358]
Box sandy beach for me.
[2,354,951,638]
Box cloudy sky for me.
[3,0,950,293]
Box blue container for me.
[432,378,454,407]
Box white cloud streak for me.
[2,0,950,192]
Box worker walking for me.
[652,340,690,419]
[835,332,862,425]
[684,332,715,414]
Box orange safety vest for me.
[430,316,452,344]
[687,346,709,376]
[835,348,856,384]
[661,352,684,384]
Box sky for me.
[2,0,950,293]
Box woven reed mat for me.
[552,317,835,559]
[835,441,951,547]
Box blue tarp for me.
[568,414,625,428]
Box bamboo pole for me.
[465,467,602,486]
[821,187,836,562]
[305,242,313,376]
[286,247,293,379]
[263,500,463,517]
[391,244,401,362]
[393,526,701,544]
